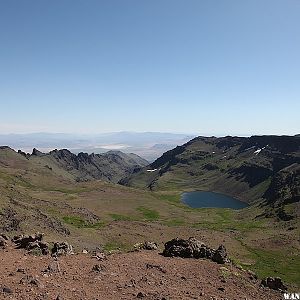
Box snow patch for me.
[254,149,262,155]
[254,146,266,155]
[147,168,158,172]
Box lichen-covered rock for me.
[134,241,158,251]
[12,233,43,249]
[11,233,49,255]
[163,237,229,264]
[163,238,194,258]
[212,245,229,264]
[52,242,74,256]
[143,241,158,250]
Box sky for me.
[0,0,299,136]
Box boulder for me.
[163,237,229,264]
[92,264,105,272]
[143,241,158,250]
[2,287,13,294]
[12,233,43,249]
[0,236,8,249]
[163,238,194,258]
[20,275,44,288]
[12,233,49,255]
[52,242,74,256]
[44,261,60,274]
[261,277,287,291]
[212,245,229,264]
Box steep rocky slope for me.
[5,146,148,183]
[122,135,300,212]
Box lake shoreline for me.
[181,191,249,209]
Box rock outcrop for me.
[12,233,49,255]
[51,242,74,256]
[134,241,158,251]
[163,237,229,264]
[261,277,287,291]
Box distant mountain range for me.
[0,132,195,162]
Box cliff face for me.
[264,164,300,206]
[30,149,149,183]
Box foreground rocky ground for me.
[0,240,283,300]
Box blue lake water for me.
[181,191,249,209]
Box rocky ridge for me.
[122,135,300,218]
[2,146,148,183]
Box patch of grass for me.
[46,207,59,216]
[41,186,94,195]
[191,208,265,232]
[63,216,86,227]
[87,221,106,229]
[219,266,231,279]
[109,213,135,221]
[136,206,159,221]
[236,238,300,288]
[193,219,264,232]
[164,218,185,226]
[157,193,181,204]
[29,248,43,256]
[230,256,244,270]
[155,192,192,210]
[103,241,127,252]
[0,172,35,189]
[62,215,105,229]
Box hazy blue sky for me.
[0,0,299,135]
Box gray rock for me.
[261,277,287,291]
[143,241,158,250]
[12,233,49,255]
[163,237,208,259]
[20,275,44,288]
[137,292,145,298]
[17,268,26,273]
[52,242,74,256]
[163,238,194,258]
[12,233,43,248]
[163,237,229,264]
[0,236,8,249]
[2,287,13,294]
[44,261,60,274]
[92,264,105,272]
[212,245,229,264]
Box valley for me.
[0,135,299,299]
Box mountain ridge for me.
[121,135,300,219]
[1,146,148,184]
